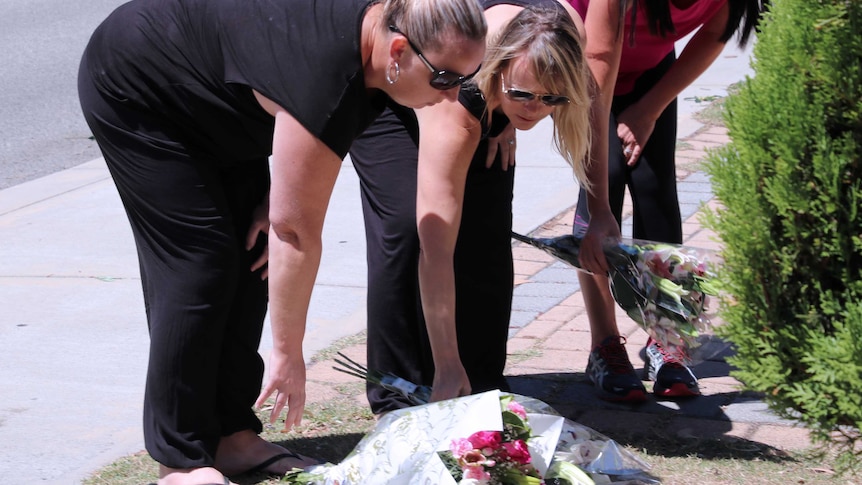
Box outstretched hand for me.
[255,349,307,432]
[429,363,471,403]
[578,208,621,275]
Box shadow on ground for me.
[508,372,796,467]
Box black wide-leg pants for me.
[350,107,513,415]
[575,52,682,244]
[79,64,269,468]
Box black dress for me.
[349,0,563,414]
[78,0,383,468]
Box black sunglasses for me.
[388,25,479,90]
[500,73,570,106]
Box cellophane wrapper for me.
[284,390,655,484]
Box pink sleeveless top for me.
[569,0,726,94]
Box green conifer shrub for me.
[703,0,861,469]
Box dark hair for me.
[629,0,769,47]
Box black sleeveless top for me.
[82,0,385,162]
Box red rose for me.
[501,439,532,465]
[468,431,502,452]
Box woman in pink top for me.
[569,0,766,401]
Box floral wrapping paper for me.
[286,390,654,485]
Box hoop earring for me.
[386,62,400,84]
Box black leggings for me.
[350,107,513,414]
[575,52,682,243]
[79,63,270,468]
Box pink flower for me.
[459,479,490,485]
[459,448,496,482]
[468,431,502,452]
[506,401,527,419]
[643,250,675,279]
[462,462,492,482]
[450,438,474,459]
[460,449,496,469]
[501,439,532,465]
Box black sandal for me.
[242,450,313,476]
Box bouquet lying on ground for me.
[512,232,719,364]
[285,387,654,484]
[293,354,656,485]
[438,394,546,484]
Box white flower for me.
[555,440,605,465]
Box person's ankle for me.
[592,333,622,349]
[215,430,300,476]
[217,429,259,454]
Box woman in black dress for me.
[349,0,616,415]
[78,0,486,483]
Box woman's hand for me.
[246,195,271,279]
[412,100,481,406]
[252,90,340,433]
[429,361,472,403]
[578,207,621,275]
[484,122,517,170]
[255,348,306,431]
[615,3,730,167]
[616,103,656,166]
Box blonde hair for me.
[382,0,487,51]
[474,6,593,189]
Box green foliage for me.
[703,0,862,470]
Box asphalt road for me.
[0,0,127,190]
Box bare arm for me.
[252,91,343,431]
[414,99,483,402]
[618,3,730,164]
[577,0,626,273]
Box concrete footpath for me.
[0,39,811,484]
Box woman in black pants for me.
[350,0,614,415]
[574,53,681,244]
[78,0,486,483]
[352,98,520,414]
[570,0,766,402]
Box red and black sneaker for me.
[586,336,647,402]
[644,337,700,397]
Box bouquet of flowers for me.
[333,353,431,405]
[437,394,545,484]
[283,388,655,485]
[511,232,719,364]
